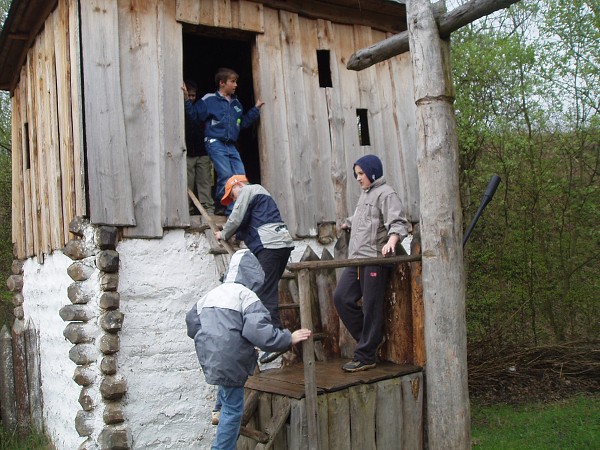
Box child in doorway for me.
[182,68,265,215]
[215,175,294,364]
[183,80,214,215]
[186,249,311,450]
[333,154,411,372]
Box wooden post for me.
[298,268,319,450]
[407,1,471,449]
[0,325,17,430]
[12,319,30,435]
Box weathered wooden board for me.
[315,249,340,359]
[376,377,404,450]
[68,0,87,218]
[253,7,297,235]
[11,82,25,259]
[25,53,41,259]
[385,262,414,364]
[327,390,350,450]
[80,0,135,226]
[119,0,163,238]
[317,19,349,224]
[289,398,309,450]
[298,15,335,226]
[348,383,377,450]
[159,0,189,228]
[54,0,77,245]
[401,372,424,449]
[25,321,43,430]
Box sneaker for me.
[211,410,220,426]
[259,351,281,364]
[342,359,376,373]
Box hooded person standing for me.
[333,154,411,372]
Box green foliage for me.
[0,425,51,450]
[471,394,600,449]
[453,0,600,346]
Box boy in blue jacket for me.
[182,68,265,215]
[186,249,310,450]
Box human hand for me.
[382,234,400,256]
[291,328,312,345]
[255,99,265,108]
[214,231,222,240]
[181,82,189,101]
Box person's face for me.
[220,77,238,96]
[188,89,197,102]
[230,183,242,202]
[354,165,372,190]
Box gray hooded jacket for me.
[186,249,292,386]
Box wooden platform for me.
[246,359,422,399]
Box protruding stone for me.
[97,251,119,273]
[103,402,125,424]
[99,273,119,291]
[77,438,96,450]
[99,334,120,355]
[64,322,97,344]
[64,239,95,261]
[11,260,24,275]
[98,425,131,450]
[100,375,127,400]
[96,226,119,250]
[69,216,89,237]
[6,275,23,292]
[59,305,94,322]
[68,261,96,282]
[79,387,94,411]
[69,344,98,365]
[75,410,94,437]
[99,311,124,333]
[73,366,96,386]
[100,356,117,375]
[12,292,24,306]
[68,283,93,305]
[13,305,24,320]
[99,292,120,310]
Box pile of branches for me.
[467,340,600,404]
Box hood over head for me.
[223,249,265,292]
[353,154,383,182]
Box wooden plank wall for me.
[252,8,419,237]
[239,373,423,450]
[11,0,86,261]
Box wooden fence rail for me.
[0,321,43,434]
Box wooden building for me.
[0,1,437,449]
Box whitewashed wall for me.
[20,226,344,449]
[22,251,83,450]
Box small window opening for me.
[356,109,371,146]
[316,50,332,87]
[23,123,30,170]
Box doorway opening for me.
[182,32,261,197]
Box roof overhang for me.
[0,0,58,93]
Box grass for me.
[471,393,600,449]
[0,426,51,450]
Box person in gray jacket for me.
[333,154,411,373]
[186,249,311,450]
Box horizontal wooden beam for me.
[347,0,520,71]
[287,254,421,272]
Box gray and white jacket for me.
[185,249,292,387]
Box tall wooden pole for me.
[407,1,471,449]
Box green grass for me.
[472,394,600,449]
[0,426,51,450]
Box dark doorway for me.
[182,33,261,188]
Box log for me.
[347,0,521,71]
[408,1,470,448]
[11,320,30,435]
[0,326,17,430]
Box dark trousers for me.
[333,265,390,364]
[255,247,293,329]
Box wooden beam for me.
[287,254,421,272]
[407,0,470,448]
[347,0,520,71]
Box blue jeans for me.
[206,139,245,214]
[212,385,244,450]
